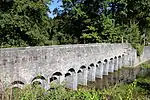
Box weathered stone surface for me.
[0,43,149,90]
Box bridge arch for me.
[77,65,88,85]
[64,68,77,90]
[49,72,63,89]
[96,61,104,78]
[109,58,114,73]
[31,74,47,89]
[118,55,122,69]
[103,59,109,75]
[10,76,26,89]
[88,63,96,81]
[11,81,25,89]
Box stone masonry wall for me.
[0,43,149,90]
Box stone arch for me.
[32,76,46,82]
[87,63,94,70]
[11,81,24,85]
[10,76,26,89]
[122,54,125,67]
[49,72,63,89]
[31,75,47,88]
[96,61,104,78]
[103,59,109,75]
[65,72,71,77]
[77,65,86,73]
[88,63,96,81]
[77,70,82,73]
[109,58,114,73]
[114,56,118,71]
[68,68,76,73]
[64,68,77,90]
[80,65,86,69]
[29,73,47,83]
[52,72,62,76]
[11,81,25,89]
[118,55,121,58]
[77,65,87,85]
[97,61,101,64]
[50,77,57,82]
[118,55,122,69]
[104,59,108,62]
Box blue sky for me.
[48,0,63,18]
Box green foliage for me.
[0,0,52,47]
[80,26,101,43]
[132,43,144,56]
[2,77,150,100]
[1,0,150,47]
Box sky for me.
[48,0,63,18]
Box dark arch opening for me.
[90,63,94,67]
[118,56,121,58]
[110,58,113,60]
[96,64,98,67]
[80,65,86,69]
[98,61,101,64]
[11,81,24,85]
[50,77,57,82]
[88,66,91,69]
[32,81,42,86]
[104,59,108,62]
[77,70,82,73]
[52,72,62,76]
[122,54,124,56]
[68,68,75,72]
[65,73,71,77]
[114,56,117,59]
[32,75,46,82]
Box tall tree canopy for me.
[0,0,150,48]
[0,0,52,47]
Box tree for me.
[0,0,52,47]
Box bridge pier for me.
[96,61,104,79]
[88,64,96,81]
[45,78,50,90]
[32,79,46,89]
[103,59,109,75]
[78,67,88,85]
[118,56,122,69]
[122,54,125,67]
[124,53,129,67]
[65,72,77,90]
[114,57,118,71]
[108,58,114,73]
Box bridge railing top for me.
[0,43,130,52]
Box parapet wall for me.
[141,46,150,62]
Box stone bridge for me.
[0,43,150,91]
